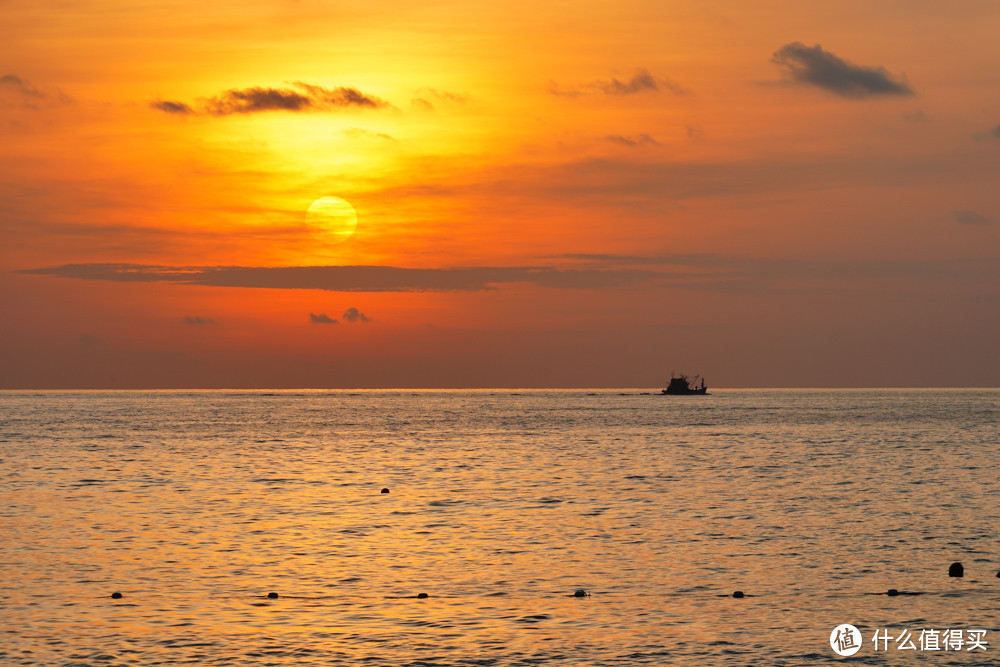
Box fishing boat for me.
[661,374,709,395]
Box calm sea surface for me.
[1,389,999,665]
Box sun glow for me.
[306,196,358,245]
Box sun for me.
[305,196,358,244]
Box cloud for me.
[551,68,685,98]
[20,263,657,292]
[771,42,914,98]
[150,81,389,116]
[183,316,215,325]
[685,124,705,140]
[954,210,992,225]
[150,99,195,115]
[1,73,71,106]
[992,124,1000,139]
[599,69,665,95]
[341,127,395,141]
[416,88,469,104]
[342,307,371,323]
[1,74,44,98]
[309,312,338,324]
[20,255,999,298]
[605,133,660,147]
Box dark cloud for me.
[954,210,991,225]
[20,263,657,292]
[551,69,685,98]
[204,87,311,114]
[605,133,660,147]
[1,74,44,98]
[20,255,999,299]
[553,252,1000,286]
[771,42,914,98]
[150,82,389,116]
[342,307,371,323]
[183,316,215,325]
[309,313,338,324]
[150,99,195,115]
[992,124,1000,139]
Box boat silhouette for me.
[661,374,709,395]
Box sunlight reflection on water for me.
[1,389,998,665]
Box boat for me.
[661,374,709,395]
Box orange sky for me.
[2,0,999,388]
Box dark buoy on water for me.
[416,592,429,599]
[887,588,899,596]
[573,589,588,597]
[949,562,964,578]
[267,592,279,599]
[110,592,123,599]
[381,488,390,494]
[732,591,745,599]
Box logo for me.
[831,624,862,656]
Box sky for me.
[2,0,999,388]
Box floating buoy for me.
[887,589,899,596]
[573,589,588,597]
[416,592,429,599]
[732,591,745,598]
[948,562,964,578]
[267,592,279,599]
[381,488,390,494]
[110,592,123,599]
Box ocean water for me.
[1,389,999,666]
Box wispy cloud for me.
[605,133,660,147]
[341,127,395,141]
[1,74,44,98]
[183,316,215,325]
[551,68,685,98]
[1,73,71,106]
[411,88,470,110]
[309,312,338,324]
[771,42,914,98]
[150,81,389,116]
[954,210,992,225]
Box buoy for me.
[381,488,390,494]
[573,589,588,597]
[887,589,899,596]
[732,591,745,598]
[948,562,964,577]
[110,592,123,599]
[267,592,279,599]
[996,570,1000,578]
[416,592,429,599]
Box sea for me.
[1,389,998,666]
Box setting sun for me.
[306,196,358,245]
